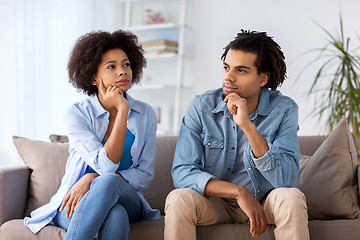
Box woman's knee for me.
[92,173,124,193]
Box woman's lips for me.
[116,79,129,85]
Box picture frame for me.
[151,101,170,134]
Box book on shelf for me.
[143,44,178,52]
[142,40,178,55]
[142,40,178,47]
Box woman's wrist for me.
[85,173,99,182]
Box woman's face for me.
[93,48,133,93]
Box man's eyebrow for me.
[223,61,251,70]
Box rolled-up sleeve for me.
[249,105,301,188]
[64,106,119,175]
[172,97,217,196]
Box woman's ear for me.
[92,78,97,86]
[259,72,269,87]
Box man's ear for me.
[259,72,269,87]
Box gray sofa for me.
[1,120,360,239]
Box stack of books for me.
[142,40,178,55]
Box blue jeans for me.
[54,173,142,240]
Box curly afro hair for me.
[68,30,146,96]
[221,30,286,91]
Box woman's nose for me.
[118,70,126,76]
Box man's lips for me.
[223,85,238,93]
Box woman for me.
[24,30,160,239]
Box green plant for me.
[301,14,360,147]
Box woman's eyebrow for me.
[104,59,129,65]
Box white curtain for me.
[0,0,125,167]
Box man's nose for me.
[224,70,234,82]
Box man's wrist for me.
[238,120,255,134]
[234,185,247,200]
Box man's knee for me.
[271,187,307,209]
[165,188,199,215]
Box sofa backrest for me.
[143,135,329,215]
[298,135,327,156]
[17,134,331,217]
[143,136,178,215]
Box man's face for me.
[222,49,268,102]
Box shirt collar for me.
[89,94,107,118]
[212,88,233,118]
[89,92,141,119]
[126,92,141,114]
[212,87,271,119]
[250,87,271,120]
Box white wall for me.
[0,0,359,166]
[0,0,124,166]
[183,0,360,136]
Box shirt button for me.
[232,147,235,150]
[233,126,235,129]
[244,147,247,151]
[207,142,211,146]
[227,168,231,171]
[257,190,260,193]
[248,167,251,171]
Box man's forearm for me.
[204,179,248,200]
[240,121,269,158]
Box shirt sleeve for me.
[119,106,157,191]
[64,105,119,175]
[248,105,301,188]
[172,97,217,196]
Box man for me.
[164,30,309,240]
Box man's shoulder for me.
[268,90,298,113]
[190,88,223,112]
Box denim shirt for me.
[24,93,160,234]
[172,87,301,202]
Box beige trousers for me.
[164,188,309,240]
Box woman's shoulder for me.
[66,95,105,120]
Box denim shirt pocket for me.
[200,133,224,172]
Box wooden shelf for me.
[125,22,178,31]
[121,0,188,133]
[145,52,178,59]
[131,83,190,90]
[131,84,177,90]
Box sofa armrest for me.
[0,166,30,225]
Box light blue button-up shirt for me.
[172,87,301,202]
[24,93,160,234]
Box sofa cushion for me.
[12,136,69,216]
[143,136,177,214]
[0,219,65,240]
[49,134,69,143]
[294,118,360,219]
[48,134,177,215]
